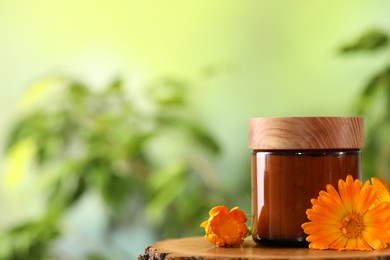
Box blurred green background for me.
[1,1,390,259]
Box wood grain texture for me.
[139,236,390,260]
[248,117,364,150]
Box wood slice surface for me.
[139,236,390,260]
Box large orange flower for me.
[200,205,248,247]
[371,177,390,239]
[371,177,390,206]
[302,175,390,250]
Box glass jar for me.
[248,117,364,247]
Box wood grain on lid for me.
[248,117,364,150]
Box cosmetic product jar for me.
[248,117,364,246]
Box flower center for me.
[340,213,364,239]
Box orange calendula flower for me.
[302,175,390,251]
[371,177,390,239]
[371,177,390,206]
[200,205,248,247]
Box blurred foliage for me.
[341,28,390,183]
[1,76,224,259]
[341,29,388,53]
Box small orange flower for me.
[302,175,390,251]
[200,205,248,247]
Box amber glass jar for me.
[248,117,364,247]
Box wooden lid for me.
[248,117,364,150]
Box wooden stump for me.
[139,236,390,260]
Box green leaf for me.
[0,216,60,260]
[354,66,390,115]
[186,122,220,154]
[340,28,389,53]
[148,78,188,106]
[106,78,123,93]
[89,163,133,209]
[5,112,44,150]
[87,254,109,260]
[67,81,89,105]
[101,174,131,209]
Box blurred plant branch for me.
[1,76,222,259]
[340,28,390,182]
